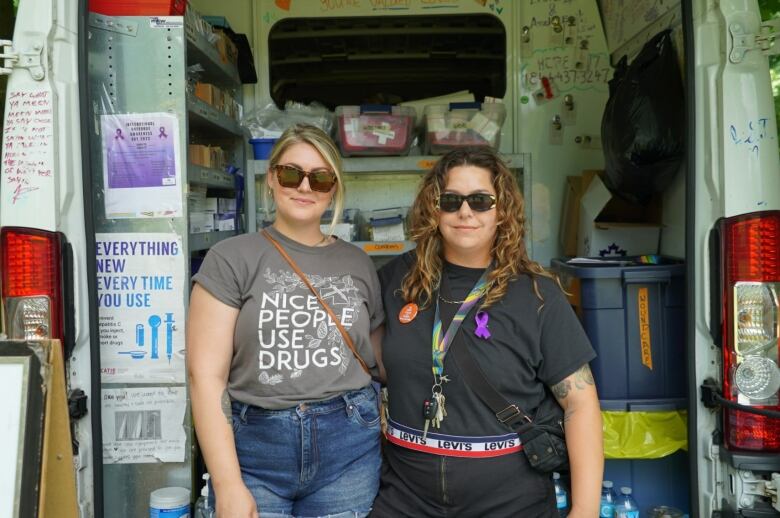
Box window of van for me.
[267,14,507,109]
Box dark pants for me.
[370,442,558,518]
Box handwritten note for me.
[599,0,679,52]
[1,89,54,205]
[730,118,775,156]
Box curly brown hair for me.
[400,147,560,308]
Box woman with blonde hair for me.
[371,146,603,517]
[188,124,384,518]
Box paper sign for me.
[101,113,182,218]
[97,233,186,383]
[102,386,187,464]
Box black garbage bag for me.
[601,30,685,205]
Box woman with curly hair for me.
[370,147,603,517]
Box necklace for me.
[438,293,467,304]
[313,234,331,247]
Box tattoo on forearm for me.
[550,364,594,400]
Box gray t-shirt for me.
[192,226,385,409]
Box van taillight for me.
[0,227,65,341]
[721,211,780,452]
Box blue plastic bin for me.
[604,451,690,515]
[249,138,277,160]
[551,259,686,403]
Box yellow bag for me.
[602,410,687,459]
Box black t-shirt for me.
[378,252,596,438]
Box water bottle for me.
[600,480,616,518]
[193,473,214,518]
[614,486,640,518]
[553,472,569,517]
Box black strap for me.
[450,330,534,432]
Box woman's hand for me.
[215,481,258,518]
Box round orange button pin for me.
[398,303,418,324]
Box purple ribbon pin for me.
[159,126,168,138]
[114,128,125,140]
[474,311,491,340]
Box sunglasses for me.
[438,192,497,213]
[273,164,338,193]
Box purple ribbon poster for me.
[101,113,182,219]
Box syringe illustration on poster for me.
[97,233,186,383]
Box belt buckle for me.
[496,404,525,424]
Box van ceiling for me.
[268,14,506,109]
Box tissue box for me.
[190,212,215,234]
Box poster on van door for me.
[100,113,182,219]
[101,386,186,464]
[97,233,186,383]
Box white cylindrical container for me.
[150,487,190,518]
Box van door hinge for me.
[729,19,780,63]
[0,40,45,80]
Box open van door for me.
[1,0,102,516]
[691,0,780,515]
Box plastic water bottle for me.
[193,473,214,518]
[553,472,569,517]
[614,486,640,518]
[599,480,616,517]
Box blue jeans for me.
[211,385,381,518]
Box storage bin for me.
[551,259,686,403]
[336,105,416,156]
[604,451,690,516]
[424,102,506,154]
[365,207,408,242]
[89,0,186,15]
[249,138,277,160]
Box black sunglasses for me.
[438,192,496,213]
[273,164,338,193]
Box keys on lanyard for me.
[422,390,447,439]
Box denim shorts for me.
[210,385,381,518]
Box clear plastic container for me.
[424,102,506,155]
[336,105,416,156]
[365,207,409,242]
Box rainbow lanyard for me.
[431,268,490,379]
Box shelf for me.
[187,97,244,137]
[251,154,525,177]
[349,241,415,256]
[187,164,235,189]
[189,230,236,252]
[184,19,241,87]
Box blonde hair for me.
[401,147,560,308]
[265,124,345,234]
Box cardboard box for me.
[189,212,215,234]
[577,171,662,257]
[218,198,236,212]
[215,29,238,64]
[194,82,214,105]
[215,212,236,231]
[559,175,583,257]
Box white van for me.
[2,0,779,516]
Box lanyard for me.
[431,268,490,379]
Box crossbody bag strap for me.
[450,330,534,432]
[262,229,370,375]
